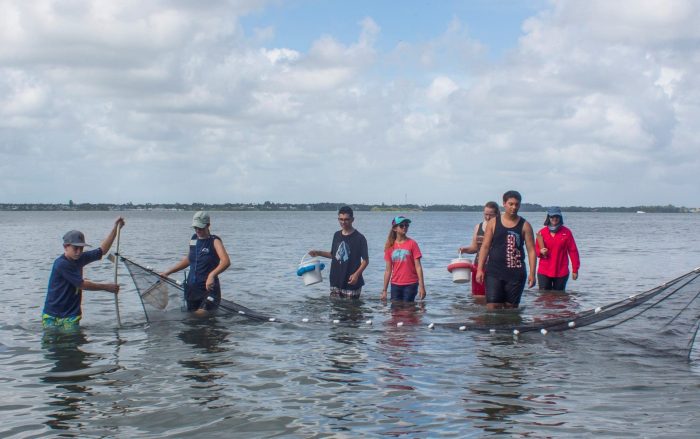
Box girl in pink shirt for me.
[381,216,427,302]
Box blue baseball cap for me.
[544,207,563,225]
[392,216,411,226]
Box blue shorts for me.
[390,283,419,302]
[485,275,526,306]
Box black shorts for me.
[537,273,569,291]
[485,275,526,306]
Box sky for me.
[1,0,699,207]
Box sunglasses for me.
[397,223,409,229]
[193,226,206,231]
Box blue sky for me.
[242,0,542,56]
[1,0,699,206]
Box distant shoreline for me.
[1,202,698,213]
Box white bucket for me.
[450,261,471,284]
[298,255,323,286]
[448,253,472,284]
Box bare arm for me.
[475,218,495,283]
[348,258,368,286]
[81,279,119,294]
[381,260,392,301]
[459,223,481,254]
[308,250,333,259]
[415,257,426,300]
[523,222,537,288]
[99,217,125,255]
[206,239,231,290]
[161,256,190,278]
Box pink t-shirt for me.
[384,238,422,285]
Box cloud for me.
[0,0,698,206]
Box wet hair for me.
[502,190,522,203]
[485,201,500,213]
[338,205,354,217]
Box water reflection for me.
[178,319,233,384]
[323,297,369,378]
[41,327,95,431]
[464,346,536,433]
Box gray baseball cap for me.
[63,230,91,247]
[192,211,210,228]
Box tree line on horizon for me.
[0,201,696,213]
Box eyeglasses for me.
[397,223,409,229]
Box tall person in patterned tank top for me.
[459,201,500,302]
[475,191,537,310]
[161,211,231,316]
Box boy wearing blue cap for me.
[42,217,125,328]
[475,191,537,310]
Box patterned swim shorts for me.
[42,313,81,329]
[330,287,362,299]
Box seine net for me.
[441,268,700,358]
[119,254,274,322]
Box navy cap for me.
[544,207,563,225]
[63,230,91,247]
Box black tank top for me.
[486,215,526,281]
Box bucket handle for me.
[300,252,317,265]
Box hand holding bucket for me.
[297,253,326,286]
[447,251,473,284]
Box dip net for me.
[442,267,700,358]
[118,254,274,323]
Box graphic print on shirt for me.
[335,241,349,263]
[506,231,523,269]
[391,248,411,262]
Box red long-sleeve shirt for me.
[536,225,580,278]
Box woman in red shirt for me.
[381,216,427,302]
[536,207,580,291]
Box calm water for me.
[1,210,700,438]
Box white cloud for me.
[0,0,699,206]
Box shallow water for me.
[1,210,700,437]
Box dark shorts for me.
[185,287,221,312]
[537,273,569,291]
[485,275,526,306]
[390,283,419,302]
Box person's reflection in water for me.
[177,319,232,405]
[464,346,533,431]
[41,326,95,431]
[379,301,426,388]
[324,296,369,376]
[533,290,580,320]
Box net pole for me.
[113,225,122,327]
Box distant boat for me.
[636,210,646,214]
